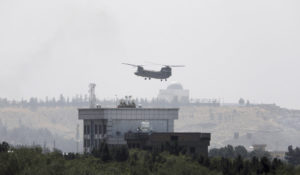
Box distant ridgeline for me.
[0,95,221,109]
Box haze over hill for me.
[1,101,299,152]
[1,0,300,109]
[177,105,300,151]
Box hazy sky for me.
[1,0,300,109]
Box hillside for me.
[0,107,80,152]
[177,105,300,150]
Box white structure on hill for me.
[158,82,189,103]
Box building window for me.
[84,125,86,135]
[171,136,178,141]
[98,139,101,147]
[99,125,102,135]
[95,139,98,148]
[103,125,107,134]
[190,147,195,153]
[87,139,90,147]
[95,125,98,134]
[87,125,90,135]
[84,139,90,147]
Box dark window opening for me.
[95,125,98,134]
[171,135,178,141]
[103,125,107,134]
[190,147,195,153]
[99,125,102,134]
[87,125,90,135]
[87,139,90,147]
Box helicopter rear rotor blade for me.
[168,65,185,67]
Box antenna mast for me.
[89,83,96,108]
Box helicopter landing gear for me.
[144,78,147,80]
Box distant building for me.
[252,144,267,152]
[234,132,239,139]
[125,132,211,156]
[270,151,286,160]
[246,133,252,139]
[78,101,179,152]
[158,82,189,103]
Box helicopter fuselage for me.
[134,66,172,80]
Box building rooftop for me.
[167,82,184,90]
[78,107,179,111]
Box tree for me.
[250,156,260,174]
[235,145,248,158]
[64,152,77,160]
[241,160,251,175]
[239,98,245,105]
[221,145,235,158]
[233,155,244,174]
[101,143,111,162]
[58,94,65,106]
[208,148,220,157]
[91,147,102,158]
[220,157,232,174]
[0,141,9,152]
[285,145,300,165]
[112,146,129,162]
[271,158,283,173]
[249,150,271,159]
[209,145,247,159]
[246,100,250,106]
[261,157,271,174]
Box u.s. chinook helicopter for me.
[122,63,185,81]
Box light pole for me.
[115,95,118,106]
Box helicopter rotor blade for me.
[168,65,185,67]
[122,63,144,67]
[145,62,185,68]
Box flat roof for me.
[126,132,210,136]
[78,107,179,111]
